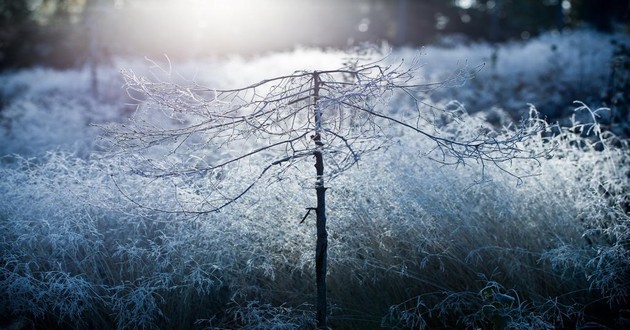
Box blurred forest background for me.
[1,0,628,70]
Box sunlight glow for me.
[107,0,339,56]
[132,0,293,52]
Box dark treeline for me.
[0,0,628,70]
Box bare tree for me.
[102,53,548,328]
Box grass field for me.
[1,29,628,329]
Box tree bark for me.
[314,153,328,329]
[312,71,328,329]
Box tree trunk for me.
[396,0,408,46]
[489,0,502,42]
[314,154,328,329]
[312,72,328,329]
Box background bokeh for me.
[1,0,628,69]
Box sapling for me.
[102,52,548,328]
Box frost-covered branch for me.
[102,55,548,214]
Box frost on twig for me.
[101,54,549,214]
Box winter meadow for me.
[1,25,629,329]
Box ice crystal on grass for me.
[0,29,628,329]
[110,281,166,330]
[223,301,316,330]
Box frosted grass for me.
[0,29,628,328]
